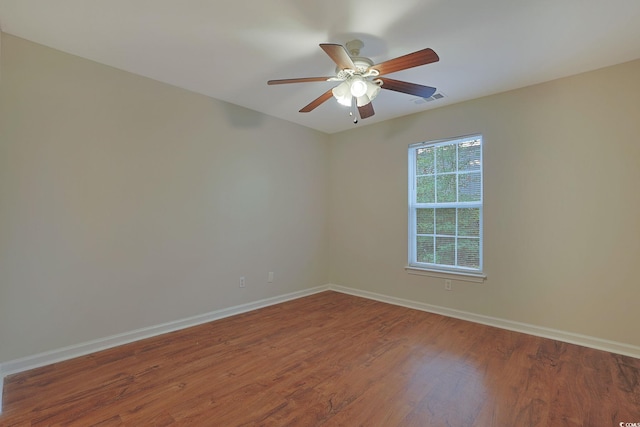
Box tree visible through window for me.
[408,135,483,274]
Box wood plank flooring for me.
[1,291,639,426]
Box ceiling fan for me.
[267,39,439,123]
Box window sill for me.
[405,266,486,283]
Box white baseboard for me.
[2,283,638,414]
[0,285,330,413]
[327,284,640,359]
[3,284,639,376]
[0,286,330,381]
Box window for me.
[408,135,483,277]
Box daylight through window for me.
[408,135,483,275]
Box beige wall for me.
[2,32,639,365]
[0,35,330,362]
[328,59,640,347]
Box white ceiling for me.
[1,0,640,134]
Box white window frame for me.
[406,135,486,282]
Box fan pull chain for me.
[351,97,358,124]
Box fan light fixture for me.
[331,76,381,107]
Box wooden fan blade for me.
[372,48,439,76]
[320,43,356,70]
[358,102,375,119]
[267,77,332,85]
[379,77,437,98]
[299,89,334,113]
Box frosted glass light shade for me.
[332,81,352,107]
[366,81,381,101]
[355,81,381,106]
[349,77,368,97]
[356,95,370,107]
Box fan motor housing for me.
[335,57,373,75]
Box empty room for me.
[1,1,639,425]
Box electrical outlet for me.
[445,279,452,291]
[239,276,245,288]
[268,272,274,283]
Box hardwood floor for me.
[2,291,639,426]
